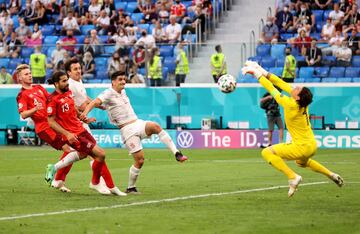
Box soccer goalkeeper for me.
[242,61,344,197]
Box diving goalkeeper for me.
[242,61,344,197]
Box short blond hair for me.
[15,64,30,76]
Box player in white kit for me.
[50,58,126,196]
[80,71,188,194]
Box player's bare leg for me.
[145,121,188,162]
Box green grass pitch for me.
[0,146,359,234]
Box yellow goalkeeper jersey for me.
[258,74,315,144]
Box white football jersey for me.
[97,88,137,126]
[68,78,88,108]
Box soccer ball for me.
[217,74,237,93]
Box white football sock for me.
[128,165,140,188]
[54,152,80,171]
[158,130,178,155]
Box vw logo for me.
[177,131,194,148]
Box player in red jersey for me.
[45,71,124,195]
[16,64,77,193]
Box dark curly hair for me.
[297,87,313,108]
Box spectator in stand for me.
[148,47,162,87]
[275,0,292,14]
[95,10,110,35]
[62,11,81,35]
[27,1,47,25]
[345,28,360,55]
[77,37,95,60]
[22,1,34,23]
[113,8,128,23]
[128,61,144,83]
[275,4,294,33]
[0,66,13,84]
[15,18,31,42]
[89,29,103,55]
[61,29,77,56]
[101,0,116,19]
[293,3,314,32]
[339,0,350,14]
[260,17,279,44]
[152,20,167,43]
[334,40,352,66]
[320,18,335,42]
[8,0,22,16]
[79,12,92,26]
[155,0,173,11]
[329,3,345,30]
[170,0,186,22]
[322,30,344,55]
[343,4,360,29]
[312,0,332,10]
[25,22,42,46]
[303,39,322,67]
[3,22,14,41]
[134,0,146,13]
[136,30,156,50]
[30,46,47,84]
[158,3,170,24]
[59,0,75,23]
[0,11,13,30]
[165,15,182,44]
[111,27,129,57]
[51,41,67,69]
[7,31,21,58]
[74,0,88,25]
[181,5,206,36]
[141,0,157,24]
[47,0,60,15]
[292,29,311,55]
[188,0,204,13]
[0,32,8,58]
[108,51,122,77]
[88,0,102,20]
[132,42,147,69]
[82,51,96,81]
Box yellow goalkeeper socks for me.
[262,148,296,179]
[305,159,332,177]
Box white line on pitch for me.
[0,181,328,221]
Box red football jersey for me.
[16,85,50,133]
[47,90,85,135]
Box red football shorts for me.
[69,130,96,155]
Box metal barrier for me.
[249,30,256,57]
[240,43,247,67]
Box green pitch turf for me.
[0,146,359,234]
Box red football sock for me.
[54,152,73,181]
[101,162,115,189]
[91,160,104,185]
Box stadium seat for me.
[159,45,174,57]
[260,56,276,68]
[44,36,59,45]
[321,77,337,83]
[96,70,109,80]
[115,1,127,10]
[295,55,305,62]
[102,79,111,84]
[312,10,324,22]
[75,35,85,44]
[270,44,286,58]
[313,66,329,78]
[280,33,294,41]
[162,66,169,81]
[329,67,345,77]
[138,24,150,33]
[131,13,144,23]
[11,16,19,28]
[80,25,95,35]
[276,58,284,67]
[352,77,360,82]
[351,56,360,67]
[183,1,193,8]
[316,22,324,33]
[46,69,53,80]
[46,46,56,58]
[0,58,10,68]
[126,2,138,13]
[98,35,108,44]
[269,67,283,77]
[295,78,305,83]
[345,67,360,77]
[20,47,34,58]
[104,45,115,55]
[94,57,108,67]
[310,33,321,40]
[163,57,176,73]
[247,56,262,64]
[323,10,331,20]
[87,78,101,83]
[256,44,271,57]
[299,67,314,79]
[8,58,23,70]
[41,25,55,36]
[338,77,352,82]
[304,77,321,83]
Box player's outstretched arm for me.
[244,61,293,94]
[79,98,103,121]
